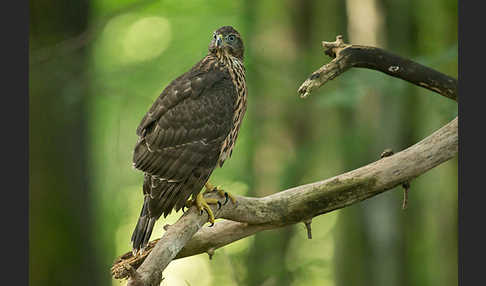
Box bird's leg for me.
[183,182,237,223]
[204,182,237,205]
[182,198,194,212]
[194,192,219,226]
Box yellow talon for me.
[204,182,237,204]
[194,192,219,226]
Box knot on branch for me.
[207,248,216,260]
[380,149,395,158]
[322,35,349,58]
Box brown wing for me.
[132,60,236,217]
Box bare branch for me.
[111,35,458,286]
[113,117,457,283]
[298,35,457,101]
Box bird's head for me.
[209,26,244,60]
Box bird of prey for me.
[130,26,247,254]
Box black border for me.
[458,1,482,285]
[4,0,29,285]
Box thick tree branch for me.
[297,35,457,101]
[112,36,458,286]
[114,117,458,283]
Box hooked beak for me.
[215,34,223,48]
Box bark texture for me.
[298,36,457,101]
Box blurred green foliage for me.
[30,0,457,285]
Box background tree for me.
[29,0,104,285]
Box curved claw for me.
[202,208,215,227]
[217,201,222,209]
[194,192,217,226]
[182,205,187,213]
[223,192,229,205]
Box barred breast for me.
[218,56,247,167]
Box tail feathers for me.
[131,197,157,255]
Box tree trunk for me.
[29,0,105,285]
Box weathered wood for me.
[114,117,457,283]
[298,36,457,101]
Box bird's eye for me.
[227,35,236,42]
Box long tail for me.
[131,196,156,255]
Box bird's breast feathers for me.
[217,55,247,167]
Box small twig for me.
[402,181,411,210]
[380,149,412,209]
[304,219,313,239]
